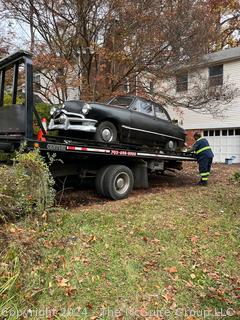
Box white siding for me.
[163,58,240,163]
[204,131,240,163]
[167,60,240,130]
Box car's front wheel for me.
[95,121,118,143]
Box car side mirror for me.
[172,119,178,125]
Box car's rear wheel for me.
[95,121,118,143]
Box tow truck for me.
[0,51,195,200]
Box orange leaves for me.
[87,235,97,243]
[55,275,69,287]
[184,280,194,288]
[166,266,178,274]
[190,235,199,244]
[43,240,53,249]
[151,238,161,244]
[142,236,161,245]
[142,236,148,242]
[185,317,198,320]
[161,292,174,303]
[143,260,158,273]
[64,285,77,297]
[8,226,24,234]
[55,275,77,297]
[161,284,177,305]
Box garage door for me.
[203,128,240,163]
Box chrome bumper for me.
[48,114,97,132]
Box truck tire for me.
[95,121,117,143]
[95,165,110,196]
[103,165,134,200]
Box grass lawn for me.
[0,163,240,319]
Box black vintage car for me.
[48,96,185,151]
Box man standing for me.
[188,132,214,186]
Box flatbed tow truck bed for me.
[0,51,195,200]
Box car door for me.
[129,98,157,144]
[153,103,179,144]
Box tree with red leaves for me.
[0,0,239,112]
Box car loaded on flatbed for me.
[0,51,195,200]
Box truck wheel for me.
[103,165,134,200]
[95,121,117,143]
[95,165,110,196]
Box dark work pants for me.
[198,157,213,182]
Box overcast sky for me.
[1,18,31,51]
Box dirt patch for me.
[56,162,240,209]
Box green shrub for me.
[4,93,24,106]
[231,171,240,183]
[0,152,13,162]
[0,150,55,222]
[35,102,52,122]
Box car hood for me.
[62,100,88,113]
[61,100,127,113]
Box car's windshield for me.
[107,96,133,108]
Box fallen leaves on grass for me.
[190,235,199,244]
[142,236,148,242]
[64,285,77,297]
[87,235,97,243]
[150,238,161,244]
[161,285,177,304]
[166,266,178,274]
[143,260,159,272]
[55,275,69,287]
[55,275,77,297]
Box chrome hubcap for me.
[114,172,130,195]
[116,178,124,189]
[102,128,112,142]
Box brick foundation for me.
[185,129,203,146]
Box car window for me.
[154,105,170,121]
[135,99,154,116]
[108,96,133,107]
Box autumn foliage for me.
[1,0,239,108]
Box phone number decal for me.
[111,150,137,156]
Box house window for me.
[176,74,188,92]
[209,130,214,136]
[209,65,223,87]
[222,129,227,136]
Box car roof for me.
[112,95,161,106]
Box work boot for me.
[197,180,208,186]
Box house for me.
[34,46,240,163]
[165,47,240,163]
